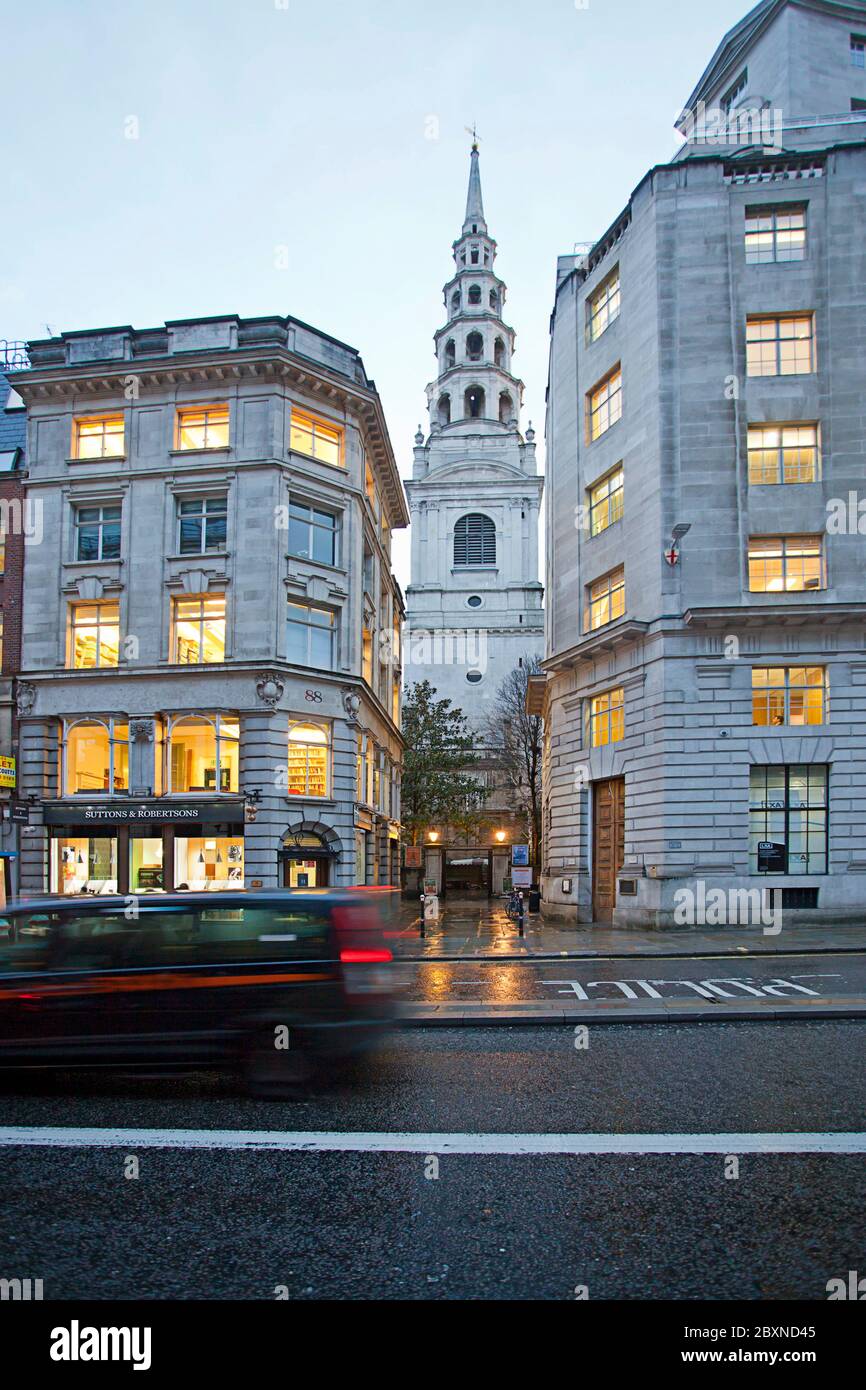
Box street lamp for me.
[428,831,439,842]
[495,830,507,843]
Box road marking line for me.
[0,1128,864,1155]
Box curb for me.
[394,945,866,963]
[396,999,866,1027]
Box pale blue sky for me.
[1,0,750,583]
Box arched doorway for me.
[279,821,341,888]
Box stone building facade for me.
[404,147,543,895]
[534,0,866,925]
[0,345,28,896]
[9,314,408,897]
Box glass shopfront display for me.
[52,836,118,896]
[130,835,165,893]
[44,800,245,895]
[174,836,245,891]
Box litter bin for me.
[528,890,541,913]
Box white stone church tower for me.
[405,144,543,719]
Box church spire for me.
[463,141,487,236]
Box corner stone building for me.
[11,314,408,896]
[535,0,866,925]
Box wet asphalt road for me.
[400,952,866,1003]
[0,1020,864,1300]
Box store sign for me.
[512,844,530,867]
[757,841,786,873]
[511,866,532,888]
[42,799,245,827]
[0,756,15,789]
[8,802,30,823]
[404,846,422,868]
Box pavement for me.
[389,897,866,1025]
[389,895,866,960]
[1,1021,863,1300]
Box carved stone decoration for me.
[15,681,36,717]
[129,719,155,743]
[256,672,285,708]
[342,689,361,723]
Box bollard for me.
[517,892,525,937]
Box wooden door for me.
[592,778,625,923]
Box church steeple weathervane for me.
[424,142,524,436]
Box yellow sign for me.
[0,756,15,789]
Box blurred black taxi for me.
[0,891,396,1095]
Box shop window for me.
[54,837,118,895]
[130,836,165,893]
[75,504,122,561]
[73,415,125,460]
[176,404,229,451]
[68,602,120,668]
[286,601,336,668]
[290,410,343,467]
[287,722,329,797]
[64,718,129,796]
[178,496,228,554]
[172,595,226,664]
[167,714,239,794]
[288,500,338,565]
[174,836,244,890]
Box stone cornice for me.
[542,619,650,672]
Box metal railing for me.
[0,341,29,372]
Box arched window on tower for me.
[468,284,481,305]
[445,339,456,368]
[470,245,480,265]
[489,289,499,311]
[451,290,461,313]
[464,386,485,420]
[454,513,496,568]
[499,391,514,424]
[494,336,505,367]
[437,394,451,426]
[466,332,484,362]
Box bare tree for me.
[485,654,544,869]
